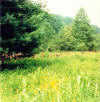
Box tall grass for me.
[0,52,100,102]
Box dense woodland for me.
[0,0,100,65]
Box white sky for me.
[33,0,100,27]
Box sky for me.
[33,0,100,27]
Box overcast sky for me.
[33,0,100,27]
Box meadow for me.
[0,52,100,102]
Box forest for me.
[1,0,100,55]
[0,0,100,102]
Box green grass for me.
[0,52,100,102]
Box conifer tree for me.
[72,8,94,51]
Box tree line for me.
[0,0,100,59]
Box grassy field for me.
[0,52,100,102]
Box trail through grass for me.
[0,52,100,102]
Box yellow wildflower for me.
[73,99,76,102]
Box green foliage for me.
[63,16,73,25]
[49,26,75,51]
[92,34,100,51]
[92,25,100,34]
[47,14,73,33]
[47,14,65,33]
[72,8,94,51]
[76,42,89,51]
[1,0,100,57]
[58,26,76,50]
[34,21,56,51]
[48,8,99,52]
[1,0,44,54]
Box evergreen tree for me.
[0,0,43,54]
[72,8,94,51]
